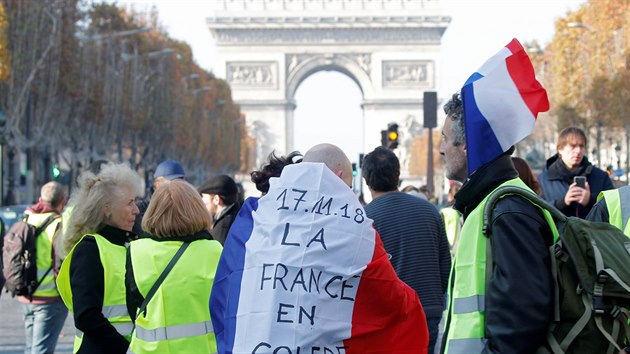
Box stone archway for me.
[207,0,451,174]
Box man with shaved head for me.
[211,143,429,353]
[302,143,353,187]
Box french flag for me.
[210,163,428,354]
[462,38,549,175]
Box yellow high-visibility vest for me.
[26,212,61,298]
[597,187,630,236]
[442,178,557,353]
[57,233,133,353]
[128,237,222,354]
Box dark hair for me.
[250,151,303,194]
[362,147,399,192]
[443,92,466,146]
[511,157,542,195]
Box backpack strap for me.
[483,186,566,351]
[137,242,190,318]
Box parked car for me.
[0,204,30,232]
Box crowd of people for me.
[3,41,629,354]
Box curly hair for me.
[443,92,466,147]
[62,163,143,256]
[250,151,302,194]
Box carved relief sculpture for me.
[382,60,433,88]
[226,61,278,88]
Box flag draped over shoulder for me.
[462,38,549,175]
[210,162,428,354]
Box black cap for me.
[198,175,238,197]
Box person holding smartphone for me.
[537,126,614,218]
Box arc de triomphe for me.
[207,0,450,169]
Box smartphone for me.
[574,176,586,188]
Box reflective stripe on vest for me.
[443,178,558,354]
[453,295,485,314]
[77,323,134,339]
[103,304,130,319]
[135,320,214,342]
[447,338,487,354]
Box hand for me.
[577,182,591,206]
[564,182,590,206]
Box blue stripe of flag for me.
[210,197,259,354]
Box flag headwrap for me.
[462,38,549,175]
[210,162,428,354]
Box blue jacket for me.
[537,154,613,218]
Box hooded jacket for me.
[537,154,613,218]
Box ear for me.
[212,194,221,205]
[103,203,111,216]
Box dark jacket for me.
[538,154,613,218]
[125,230,214,322]
[449,153,555,354]
[132,197,150,237]
[365,192,451,318]
[211,203,239,245]
[586,196,610,223]
[69,225,135,354]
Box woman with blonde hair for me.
[56,163,143,354]
[125,179,222,353]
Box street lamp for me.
[86,27,150,41]
[193,86,211,95]
[121,48,174,62]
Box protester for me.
[586,185,630,235]
[19,181,67,354]
[362,146,450,354]
[126,180,222,353]
[198,175,239,245]
[537,126,613,218]
[439,181,462,252]
[133,159,186,236]
[439,39,555,354]
[211,143,429,354]
[512,156,542,195]
[419,185,433,202]
[57,163,142,354]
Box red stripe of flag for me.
[344,232,428,354]
[505,38,549,118]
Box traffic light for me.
[387,123,399,149]
[352,162,358,177]
[52,164,61,179]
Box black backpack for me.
[484,186,630,354]
[2,214,59,299]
